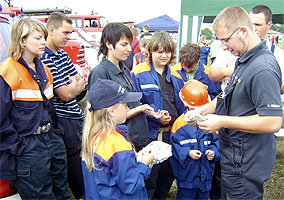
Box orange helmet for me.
[179,79,209,107]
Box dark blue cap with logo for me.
[87,79,142,111]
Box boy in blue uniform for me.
[170,80,220,200]
[171,42,221,101]
[81,79,154,199]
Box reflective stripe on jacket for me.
[1,58,53,101]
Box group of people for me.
[0,4,283,200]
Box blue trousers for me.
[145,131,175,200]
[58,117,84,199]
[15,128,71,200]
[177,187,210,200]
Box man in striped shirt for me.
[41,12,85,199]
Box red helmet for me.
[179,79,209,107]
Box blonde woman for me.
[0,18,70,199]
[82,79,154,199]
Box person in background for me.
[123,27,141,71]
[140,24,152,39]
[41,12,85,199]
[131,27,141,55]
[190,6,282,199]
[209,49,237,92]
[82,78,154,199]
[132,31,185,200]
[88,22,161,152]
[199,35,210,68]
[249,5,284,94]
[133,38,150,67]
[209,39,222,64]
[170,80,220,200]
[171,42,221,101]
[0,18,70,199]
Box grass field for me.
[166,137,284,200]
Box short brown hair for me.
[139,38,150,48]
[143,24,150,31]
[212,6,253,33]
[250,5,272,24]
[179,42,201,68]
[146,31,176,65]
[46,12,72,29]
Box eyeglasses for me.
[219,27,240,43]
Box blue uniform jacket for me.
[131,62,186,140]
[81,130,150,200]
[0,57,56,180]
[170,113,220,192]
[171,63,221,100]
[199,42,210,59]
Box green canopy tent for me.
[178,0,284,53]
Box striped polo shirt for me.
[41,47,83,119]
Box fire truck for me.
[1,5,92,83]
[21,7,107,42]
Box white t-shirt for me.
[211,40,284,91]
[266,40,284,81]
[211,50,237,91]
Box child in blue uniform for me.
[170,80,220,200]
[81,79,154,200]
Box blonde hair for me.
[82,102,122,171]
[212,6,254,33]
[8,18,47,60]
[146,31,176,65]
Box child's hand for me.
[184,110,197,126]
[205,149,215,160]
[142,105,163,119]
[160,110,171,125]
[189,150,202,160]
[141,149,154,166]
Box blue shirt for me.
[41,47,83,119]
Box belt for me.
[157,126,172,141]
[34,123,51,135]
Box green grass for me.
[167,137,284,199]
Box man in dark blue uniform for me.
[188,6,283,199]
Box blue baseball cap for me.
[87,79,142,111]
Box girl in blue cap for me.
[82,79,154,200]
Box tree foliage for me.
[201,28,213,40]
[271,24,284,34]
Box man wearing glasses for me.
[210,5,284,94]
[188,6,282,199]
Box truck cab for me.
[67,14,107,41]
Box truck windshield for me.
[99,17,107,28]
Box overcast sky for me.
[1,0,181,23]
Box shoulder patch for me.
[171,114,188,134]
[170,64,183,80]
[95,131,132,161]
[132,62,151,75]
